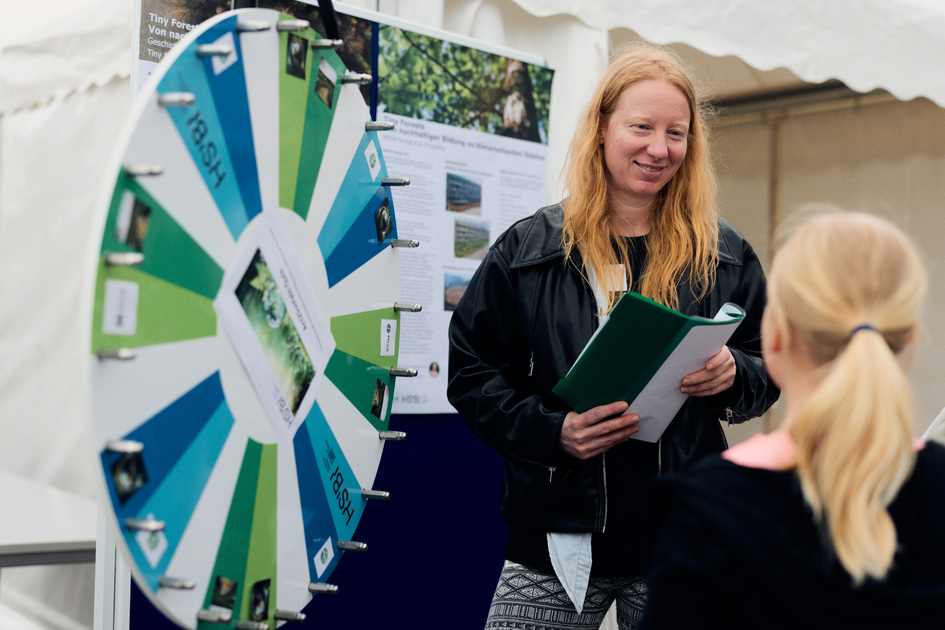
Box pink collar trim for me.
[723,432,927,471]
[722,432,796,470]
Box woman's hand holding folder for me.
[558,401,640,460]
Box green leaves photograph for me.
[378,26,553,144]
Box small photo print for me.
[286,33,307,79]
[250,579,270,622]
[429,362,440,377]
[235,249,315,416]
[453,216,489,260]
[211,576,238,609]
[102,279,139,336]
[375,198,393,243]
[115,191,152,252]
[111,452,148,504]
[371,379,389,420]
[446,172,482,214]
[314,57,337,107]
[444,271,473,311]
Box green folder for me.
[552,291,745,442]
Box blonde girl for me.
[644,210,945,629]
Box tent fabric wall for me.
[713,96,945,438]
[0,77,131,496]
[0,0,132,625]
[0,0,133,495]
[0,78,131,629]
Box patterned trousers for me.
[484,563,648,630]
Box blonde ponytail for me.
[768,210,927,584]
[793,329,915,583]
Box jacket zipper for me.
[725,407,734,427]
[657,437,662,474]
[508,450,556,482]
[524,351,553,480]
[601,452,608,533]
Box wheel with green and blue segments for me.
[90,8,409,628]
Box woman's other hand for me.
[559,401,639,460]
[681,346,736,397]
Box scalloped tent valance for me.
[504,0,945,107]
[0,0,132,114]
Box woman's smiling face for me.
[599,78,691,209]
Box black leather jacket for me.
[448,204,779,534]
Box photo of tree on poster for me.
[378,26,553,143]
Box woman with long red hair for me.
[448,43,778,629]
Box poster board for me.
[131,2,554,414]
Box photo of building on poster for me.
[453,217,489,260]
[446,173,482,214]
[443,270,472,312]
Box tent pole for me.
[764,111,782,434]
[768,112,782,240]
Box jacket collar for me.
[716,217,743,267]
[509,204,567,269]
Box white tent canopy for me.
[504,0,945,106]
[0,0,131,114]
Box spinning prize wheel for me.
[90,9,418,628]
